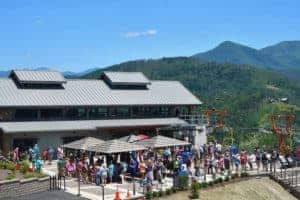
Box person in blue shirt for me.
[129,158,137,177]
[100,164,108,186]
[108,162,114,183]
[95,165,101,186]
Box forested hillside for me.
[82,57,300,140]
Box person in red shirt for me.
[240,150,248,173]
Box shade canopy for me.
[119,134,149,143]
[87,139,146,154]
[63,137,105,150]
[135,135,190,148]
[119,134,141,143]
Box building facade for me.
[0,70,203,153]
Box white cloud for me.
[121,29,158,38]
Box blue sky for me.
[0,0,299,72]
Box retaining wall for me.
[0,177,49,199]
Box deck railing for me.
[180,114,205,125]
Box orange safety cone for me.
[114,186,121,200]
[126,189,131,199]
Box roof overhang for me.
[0,118,187,134]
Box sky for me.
[0,0,300,72]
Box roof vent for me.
[101,71,150,89]
[10,70,66,89]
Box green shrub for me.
[201,182,208,188]
[178,175,189,190]
[208,181,213,186]
[171,187,177,193]
[241,172,249,178]
[218,177,223,183]
[6,162,16,171]
[158,190,164,197]
[5,172,16,180]
[23,172,36,179]
[145,191,153,199]
[19,152,27,161]
[213,179,219,184]
[224,176,230,182]
[231,173,239,179]
[190,182,200,199]
[20,161,29,174]
[152,191,159,198]
[165,188,171,195]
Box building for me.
[0,70,203,153]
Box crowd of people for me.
[2,139,299,193]
[55,141,289,193]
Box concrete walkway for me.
[41,161,289,200]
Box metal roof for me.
[0,78,202,107]
[63,137,105,150]
[11,70,66,84]
[135,135,190,148]
[0,118,187,134]
[86,139,146,153]
[103,71,150,86]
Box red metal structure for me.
[270,114,295,154]
[203,109,227,129]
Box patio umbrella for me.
[87,139,146,154]
[63,137,105,150]
[135,135,190,148]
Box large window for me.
[89,107,108,119]
[66,108,87,120]
[15,109,38,121]
[40,109,63,120]
[108,107,130,118]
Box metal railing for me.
[49,175,66,191]
[180,114,205,125]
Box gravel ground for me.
[161,177,297,200]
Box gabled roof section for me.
[102,71,150,86]
[10,70,66,84]
[0,79,202,107]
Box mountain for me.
[0,70,10,77]
[192,41,300,80]
[82,57,300,137]
[193,41,281,69]
[260,41,300,68]
[0,68,99,78]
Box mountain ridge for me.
[193,40,300,69]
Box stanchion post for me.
[64,176,66,191]
[49,176,52,191]
[133,176,136,196]
[101,184,105,200]
[77,171,81,196]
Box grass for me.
[23,172,47,179]
[160,177,297,200]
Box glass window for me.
[89,107,108,119]
[116,107,130,117]
[40,109,63,120]
[15,109,38,121]
[66,108,87,119]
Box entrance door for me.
[13,138,38,152]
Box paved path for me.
[41,160,291,200]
